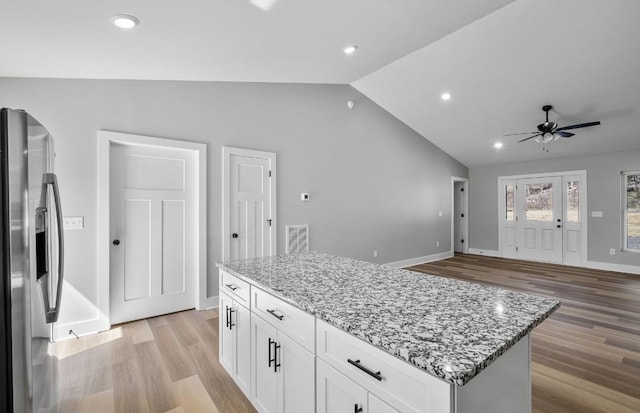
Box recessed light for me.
[111,14,140,29]
[494,142,503,149]
[343,45,358,55]
[441,92,451,101]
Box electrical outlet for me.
[373,250,378,258]
[438,210,443,217]
[63,216,84,230]
[609,248,616,255]
[436,241,440,247]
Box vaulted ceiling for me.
[2,0,639,167]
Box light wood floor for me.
[55,309,256,413]
[410,254,640,413]
[56,255,640,413]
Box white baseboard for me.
[385,251,454,269]
[54,317,107,342]
[468,248,502,258]
[198,295,218,310]
[584,260,640,275]
[467,248,640,275]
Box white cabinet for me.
[219,290,251,398]
[251,312,315,413]
[317,358,399,413]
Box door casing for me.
[98,131,207,332]
[498,170,588,266]
[451,177,469,254]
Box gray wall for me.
[0,77,467,327]
[469,150,640,266]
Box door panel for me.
[563,175,583,265]
[278,332,314,413]
[252,314,278,413]
[110,143,195,324]
[124,199,151,300]
[500,180,517,258]
[162,200,185,295]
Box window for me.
[567,180,579,223]
[505,185,514,221]
[623,171,640,251]
[525,183,553,222]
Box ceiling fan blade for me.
[504,131,538,136]
[556,121,601,131]
[518,133,542,143]
[556,131,575,138]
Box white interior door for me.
[223,147,276,261]
[515,177,563,263]
[110,143,197,324]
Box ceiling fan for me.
[506,105,601,152]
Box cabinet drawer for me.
[252,287,315,353]
[316,320,451,413]
[220,270,251,307]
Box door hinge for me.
[461,239,464,243]
[461,213,464,218]
[516,246,519,252]
[461,188,464,192]
[516,216,518,221]
[267,219,272,226]
[268,170,272,177]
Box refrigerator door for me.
[27,114,60,412]
[1,108,32,412]
[0,108,59,413]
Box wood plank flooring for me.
[410,254,640,413]
[54,309,256,413]
[56,254,640,412]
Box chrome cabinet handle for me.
[347,358,383,381]
[225,283,239,291]
[266,309,284,320]
[354,404,363,413]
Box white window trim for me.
[622,170,640,253]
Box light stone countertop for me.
[217,251,560,385]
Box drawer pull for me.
[225,283,239,291]
[267,308,284,320]
[354,404,363,413]
[347,358,383,381]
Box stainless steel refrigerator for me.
[1,108,64,412]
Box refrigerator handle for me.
[37,173,64,324]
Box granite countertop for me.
[217,251,560,385]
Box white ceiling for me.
[353,0,640,167]
[0,0,514,84]
[2,0,640,167]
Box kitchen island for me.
[217,251,560,413]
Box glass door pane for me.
[525,183,554,222]
[567,181,579,223]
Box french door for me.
[500,172,585,265]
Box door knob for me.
[232,233,238,238]
[556,225,562,228]
[113,239,120,246]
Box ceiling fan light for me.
[552,133,561,141]
[542,132,554,143]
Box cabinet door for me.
[369,393,400,413]
[235,302,251,397]
[219,292,234,374]
[252,314,279,413]
[317,359,367,413]
[278,332,314,413]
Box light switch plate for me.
[591,211,603,218]
[63,216,84,230]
